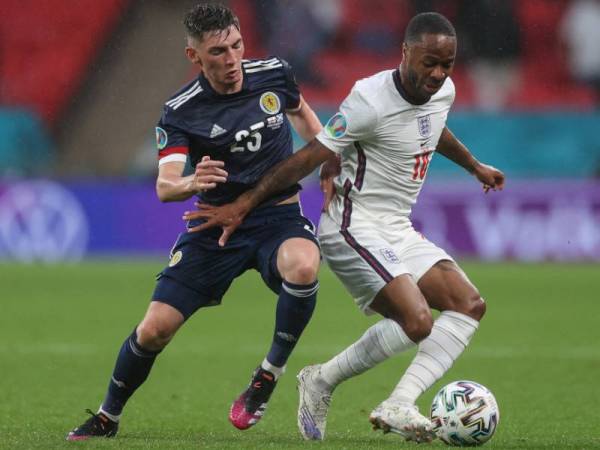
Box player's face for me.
[186,25,244,94]
[401,33,456,102]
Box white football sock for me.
[319,318,415,387]
[261,358,285,380]
[98,407,120,423]
[389,311,479,405]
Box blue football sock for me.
[266,279,318,368]
[100,328,161,418]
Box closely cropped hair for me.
[404,12,456,44]
[184,3,240,40]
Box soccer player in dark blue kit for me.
[67,3,323,440]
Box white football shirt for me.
[316,69,455,230]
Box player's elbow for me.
[156,193,171,203]
[155,179,173,202]
[301,138,334,169]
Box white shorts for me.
[318,212,454,314]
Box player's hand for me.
[473,162,505,193]
[319,154,341,212]
[182,200,248,247]
[191,155,228,192]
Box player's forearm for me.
[437,127,480,173]
[287,97,323,142]
[237,139,332,211]
[156,174,197,202]
[291,110,322,143]
[294,117,322,143]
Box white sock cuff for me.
[261,358,285,379]
[376,318,416,356]
[436,311,479,347]
[281,280,319,297]
[98,407,120,423]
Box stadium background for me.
[1,1,599,448]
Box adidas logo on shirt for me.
[210,124,227,138]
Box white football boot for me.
[369,399,436,443]
[297,365,334,440]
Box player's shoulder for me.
[163,77,206,113]
[242,56,293,88]
[439,76,455,96]
[352,69,394,95]
[348,70,395,111]
[433,77,455,104]
[242,56,287,74]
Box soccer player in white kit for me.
[185,12,505,443]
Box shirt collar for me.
[198,70,249,97]
[392,68,429,106]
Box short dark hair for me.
[184,3,240,41]
[404,12,456,44]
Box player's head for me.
[400,12,457,103]
[184,3,244,94]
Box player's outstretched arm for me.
[156,156,227,202]
[437,127,505,193]
[183,139,333,246]
[286,95,339,211]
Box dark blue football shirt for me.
[156,57,302,206]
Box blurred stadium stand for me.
[0,0,130,124]
[1,0,599,178]
[0,0,132,175]
[0,109,55,175]
[1,0,599,262]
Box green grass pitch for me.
[1,261,599,449]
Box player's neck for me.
[205,74,244,95]
[396,67,430,105]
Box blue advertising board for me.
[1,179,600,262]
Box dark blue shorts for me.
[152,203,319,319]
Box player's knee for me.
[439,287,485,321]
[398,310,433,343]
[277,239,320,284]
[449,290,486,321]
[282,259,319,285]
[136,322,175,351]
[467,295,486,321]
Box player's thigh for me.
[318,213,421,316]
[155,231,252,316]
[417,260,485,320]
[276,237,320,284]
[255,210,320,291]
[398,228,455,282]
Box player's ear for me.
[402,42,408,60]
[185,46,202,65]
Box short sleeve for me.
[315,87,378,154]
[280,59,301,110]
[156,107,189,166]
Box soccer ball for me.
[430,380,499,446]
